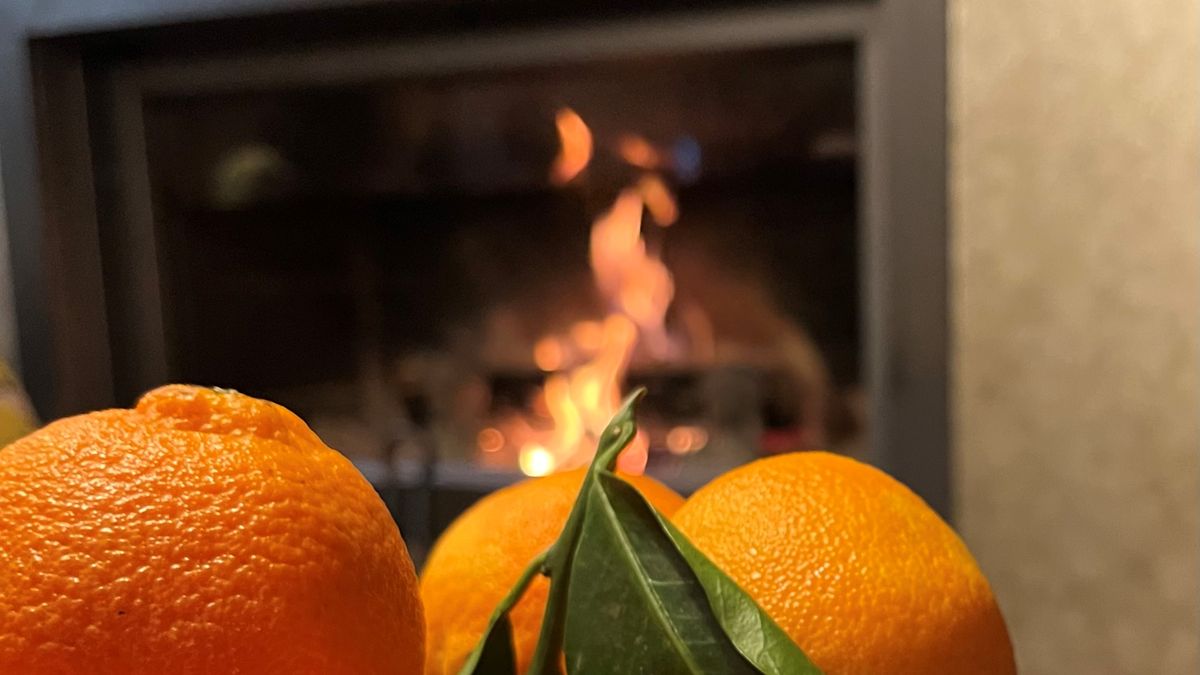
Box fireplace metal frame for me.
[0,0,949,515]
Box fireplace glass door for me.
[123,37,861,553]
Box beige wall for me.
[950,1,1199,673]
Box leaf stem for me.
[506,550,550,612]
[457,551,548,675]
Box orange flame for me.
[590,190,643,295]
[533,316,639,471]
[589,189,674,358]
[570,320,604,355]
[544,373,585,461]
[617,430,650,474]
[519,443,556,476]
[526,112,680,475]
[618,134,664,170]
[637,174,678,227]
[550,108,593,185]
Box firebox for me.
[1,1,948,558]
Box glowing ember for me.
[519,443,557,477]
[533,336,565,372]
[550,108,594,185]
[477,427,505,453]
[666,426,709,455]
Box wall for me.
[950,1,1200,673]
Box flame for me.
[589,190,675,348]
[550,108,593,185]
[538,315,638,468]
[543,373,584,461]
[618,134,664,170]
[570,315,637,437]
[570,320,604,355]
[589,190,646,300]
[617,430,650,474]
[519,443,557,476]
[528,111,680,474]
[637,174,678,227]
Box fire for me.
[570,320,604,354]
[517,109,679,475]
[637,174,679,227]
[519,443,557,477]
[588,191,643,298]
[540,315,637,468]
[550,108,593,185]
[589,189,675,358]
[533,336,565,372]
[617,133,664,170]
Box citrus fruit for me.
[673,451,1015,675]
[0,385,424,674]
[420,467,684,674]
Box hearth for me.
[0,0,948,559]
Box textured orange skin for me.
[673,452,1015,675]
[0,385,424,675]
[420,468,684,675]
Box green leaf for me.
[458,613,517,675]
[523,390,646,675]
[564,472,760,674]
[455,388,823,675]
[663,519,823,675]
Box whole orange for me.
[0,385,424,674]
[420,467,684,674]
[673,451,1015,675]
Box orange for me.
[420,467,684,674]
[673,451,1015,675]
[0,385,424,674]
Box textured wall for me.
[950,1,1200,673]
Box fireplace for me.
[1,0,948,558]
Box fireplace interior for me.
[128,41,861,558]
